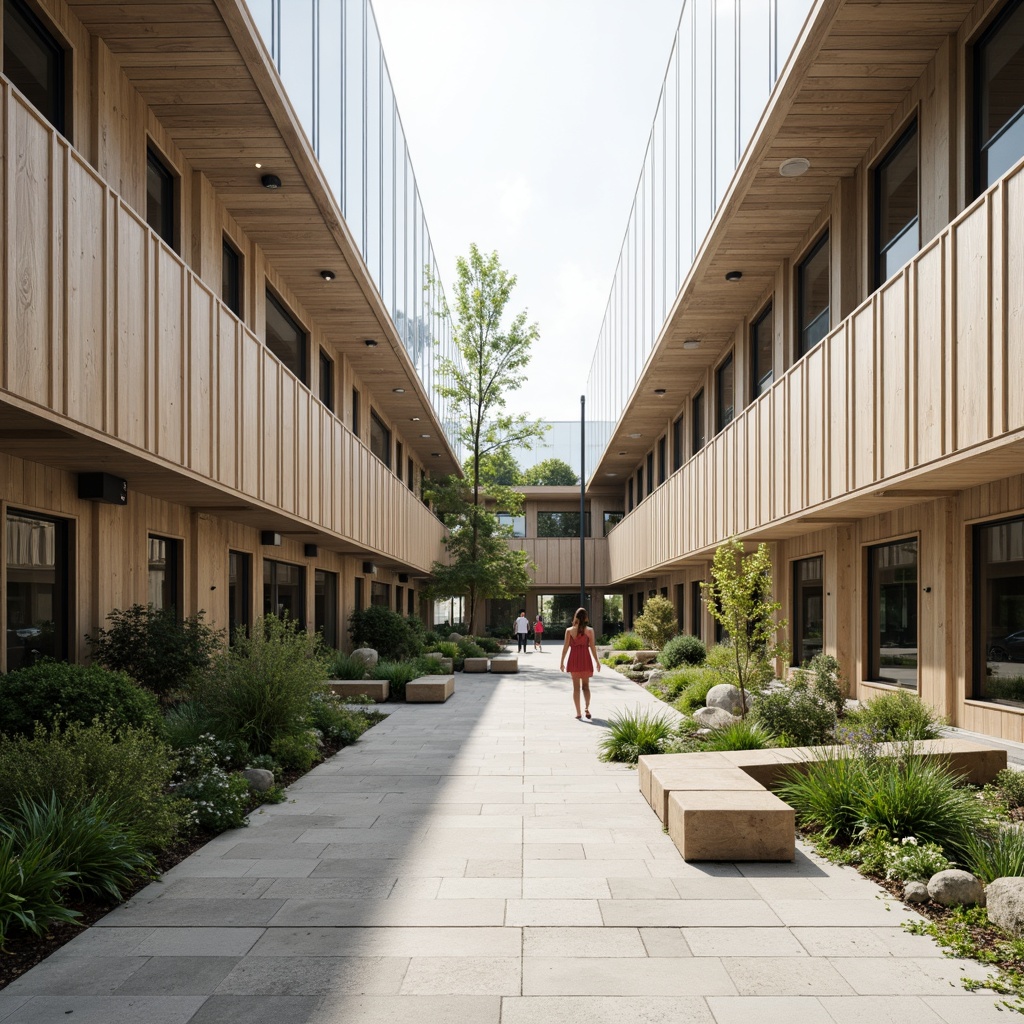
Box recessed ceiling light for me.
[779,157,811,177]
[618,451,627,456]
[255,162,262,169]
[393,387,405,394]
[431,452,441,458]
[411,416,420,421]
[654,388,666,396]
[682,339,701,350]
[364,339,378,348]
[605,472,618,477]
[420,433,430,438]
[725,270,743,282]
[628,432,642,439]
[260,173,282,190]
[319,269,336,281]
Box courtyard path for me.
[0,651,1008,1023]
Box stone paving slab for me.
[5,652,1009,1022]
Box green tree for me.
[425,245,546,633]
[463,448,523,486]
[522,458,578,486]
[633,595,677,649]
[701,539,789,717]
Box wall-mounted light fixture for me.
[682,338,701,350]
[779,157,811,177]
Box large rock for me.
[904,880,929,904]
[692,706,739,730]
[448,632,464,643]
[646,669,665,684]
[987,877,1024,935]
[242,768,274,792]
[706,683,745,716]
[927,869,986,908]
[352,648,378,668]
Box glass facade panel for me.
[603,594,624,636]
[228,550,250,643]
[716,354,734,432]
[536,512,590,538]
[148,535,179,612]
[752,304,773,398]
[537,594,580,636]
[714,0,736,206]
[265,291,307,384]
[875,122,919,287]
[264,559,306,625]
[974,516,1024,704]
[603,512,624,536]
[976,0,1024,193]
[369,410,391,467]
[798,233,830,356]
[792,556,824,666]
[5,510,68,670]
[315,569,338,648]
[868,538,918,689]
[3,0,65,136]
[496,513,526,538]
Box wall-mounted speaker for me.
[78,473,127,505]
[362,561,376,575]
[398,573,409,583]
[304,544,318,557]
[261,531,282,546]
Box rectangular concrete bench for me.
[327,680,388,702]
[406,674,455,703]
[490,656,518,673]
[642,738,1007,862]
[463,657,489,672]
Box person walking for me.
[513,609,530,653]
[533,614,544,651]
[560,606,600,720]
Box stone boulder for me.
[242,768,275,792]
[927,869,986,908]
[646,669,665,684]
[352,648,378,668]
[706,683,745,716]
[986,877,1024,936]
[692,706,739,730]
[448,632,464,643]
[903,880,929,904]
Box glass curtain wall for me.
[584,0,814,473]
[248,0,460,454]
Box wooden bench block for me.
[490,656,518,673]
[914,739,1007,785]
[327,680,389,702]
[406,674,455,703]
[638,752,735,806]
[463,657,489,673]
[650,768,764,823]
[668,790,795,862]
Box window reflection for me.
[868,539,918,689]
[974,516,1024,704]
[975,0,1024,194]
[798,233,830,356]
[874,122,919,287]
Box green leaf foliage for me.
[597,707,675,764]
[0,832,80,948]
[658,634,707,670]
[522,458,578,486]
[347,605,423,661]
[633,596,678,650]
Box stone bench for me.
[489,656,518,673]
[463,657,489,673]
[327,680,389,702]
[406,674,455,703]
[640,738,1007,862]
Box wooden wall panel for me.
[1007,174,1024,432]
[953,206,991,449]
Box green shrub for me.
[775,748,871,840]
[307,692,380,747]
[633,596,678,650]
[473,635,503,654]
[701,720,775,751]
[597,707,675,764]
[804,654,847,718]
[370,658,434,700]
[347,605,422,661]
[610,632,644,651]
[176,771,252,832]
[985,676,1024,702]
[673,668,721,714]
[3,793,156,899]
[751,683,837,746]
[87,604,223,699]
[0,720,186,849]
[843,690,944,741]
[962,825,1024,883]
[188,614,329,755]
[704,640,775,696]
[993,768,1024,810]
[428,641,460,659]
[327,651,368,680]
[457,639,486,659]
[658,634,706,670]
[856,833,954,882]
[0,661,162,739]
[161,701,220,751]
[269,730,321,773]
[0,832,79,948]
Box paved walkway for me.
[0,651,1008,1023]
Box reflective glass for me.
[875,122,919,286]
[365,24,382,285]
[266,291,307,384]
[798,233,829,356]
[265,560,306,625]
[792,556,823,665]
[869,539,918,689]
[693,0,713,246]
[280,0,314,135]
[974,516,1024,704]
[3,0,65,136]
[715,0,736,206]
[716,354,734,432]
[342,0,364,245]
[752,304,773,397]
[739,0,771,153]
[318,0,342,198]
[976,0,1024,191]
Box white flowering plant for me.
[172,734,252,833]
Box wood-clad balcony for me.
[608,160,1024,584]
[0,83,446,572]
[508,538,611,590]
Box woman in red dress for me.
[560,606,601,720]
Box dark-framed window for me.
[407,456,414,491]
[395,442,404,481]
[637,466,644,502]
[646,452,654,496]
[5,509,70,670]
[537,511,590,538]
[264,559,305,625]
[973,514,1024,704]
[627,478,634,512]
[148,535,180,613]
[692,389,706,455]
[222,238,242,317]
[146,147,176,250]
[315,569,338,649]
[3,0,66,136]
[407,587,416,616]
[868,538,918,689]
[672,415,684,472]
[369,410,391,468]
[319,350,334,413]
[627,592,634,629]
[751,304,774,399]
[874,120,919,288]
[974,0,1024,197]
[691,580,702,637]
[603,511,624,536]
[716,353,735,433]
[798,232,830,356]
[354,575,364,612]
[792,556,824,666]
[228,550,251,643]
[351,388,361,437]
[496,512,526,538]
[370,581,391,608]
[265,290,307,384]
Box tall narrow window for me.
[319,350,334,412]
[264,559,305,625]
[369,411,391,468]
[4,0,65,135]
[627,478,634,512]
[222,239,242,317]
[371,581,391,608]
[265,291,307,384]
[354,575,364,612]
[228,550,251,643]
[672,415,684,472]
[751,304,774,398]
[692,389,706,455]
[691,580,702,637]
[407,457,414,491]
[146,147,176,250]
[874,122,919,287]
[407,588,416,616]
[646,452,654,496]
[352,388,361,438]
[975,0,1024,195]
[637,466,644,502]
[868,538,918,689]
[148,535,180,613]
[5,510,69,670]
[395,441,403,478]
[792,556,824,666]
[798,233,830,356]
[603,511,623,535]
[716,354,735,433]
[973,515,1024,704]
[315,569,338,649]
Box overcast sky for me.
[372,0,682,424]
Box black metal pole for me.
[580,395,586,612]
